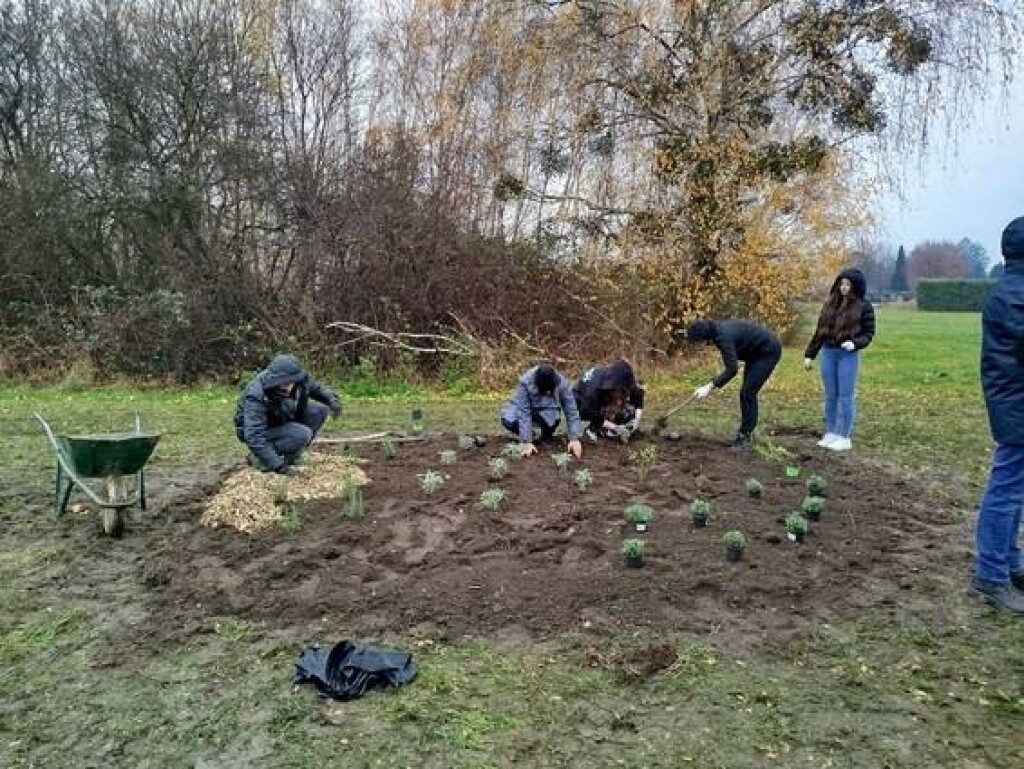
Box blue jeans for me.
[975,443,1024,584]
[263,400,329,465]
[819,347,860,438]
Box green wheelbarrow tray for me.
[35,413,161,537]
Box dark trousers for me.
[502,415,560,442]
[264,401,330,464]
[738,344,782,436]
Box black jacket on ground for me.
[804,268,876,360]
[233,354,341,470]
[573,361,645,432]
[982,217,1024,446]
[690,320,782,389]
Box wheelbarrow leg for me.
[138,468,147,511]
[55,465,73,519]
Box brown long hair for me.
[812,289,863,343]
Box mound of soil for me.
[148,434,965,646]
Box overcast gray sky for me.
[874,70,1024,266]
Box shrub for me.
[574,468,594,490]
[745,478,763,497]
[552,452,572,471]
[624,502,653,525]
[439,450,457,465]
[690,499,711,519]
[801,496,825,520]
[457,435,476,450]
[785,512,808,535]
[723,530,746,550]
[806,474,827,496]
[488,457,510,480]
[917,279,995,311]
[479,488,506,510]
[418,470,447,493]
[621,538,646,558]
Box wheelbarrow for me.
[35,413,161,538]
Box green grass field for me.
[2,306,1021,769]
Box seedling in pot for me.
[488,457,510,480]
[418,470,447,493]
[380,437,397,460]
[621,538,646,568]
[410,408,425,435]
[806,474,827,496]
[457,434,476,451]
[439,449,457,465]
[552,452,572,472]
[629,445,659,486]
[479,488,506,511]
[574,468,594,491]
[744,477,764,498]
[690,498,711,528]
[624,502,653,532]
[801,495,825,521]
[723,530,746,562]
[785,512,808,543]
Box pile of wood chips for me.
[201,453,369,533]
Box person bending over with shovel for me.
[500,364,584,459]
[573,360,645,443]
[685,319,782,450]
[234,354,342,474]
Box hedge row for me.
[916,279,996,312]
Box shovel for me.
[653,392,700,437]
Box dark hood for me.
[262,354,308,390]
[600,360,636,390]
[832,268,866,299]
[1002,216,1024,261]
[685,320,717,343]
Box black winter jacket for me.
[233,355,341,470]
[804,268,876,360]
[982,217,1024,445]
[689,320,782,389]
[573,361,645,432]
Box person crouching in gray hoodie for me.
[500,364,583,459]
[233,354,342,474]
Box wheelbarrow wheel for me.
[102,509,125,538]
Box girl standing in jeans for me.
[803,268,876,451]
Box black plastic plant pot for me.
[805,511,821,522]
[411,409,423,421]
[787,531,805,543]
[693,516,708,529]
[625,554,645,569]
[725,546,743,562]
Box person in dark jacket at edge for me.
[685,319,782,450]
[968,215,1024,615]
[500,364,583,459]
[234,354,342,474]
[573,360,645,442]
[802,267,876,452]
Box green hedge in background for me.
[916,279,995,312]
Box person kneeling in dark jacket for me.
[685,319,782,450]
[233,354,342,474]
[573,360,645,442]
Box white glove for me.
[626,409,643,432]
[841,341,856,352]
[602,420,624,437]
[803,357,813,370]
[694,382,714,400]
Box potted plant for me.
[457,434,476,451]
[744,477,764,498]
[785,512,808,543]
[574,468,594,491]
[418,470,447,493]
[488,457,510,480]
[380,437,397,460]
[410,408,425,436]
[624,502,653,532]
[690,498,711,528]
[439,449,457,465]
[479,488,506,511]
[722,530,746,562]
[806,474,827,496]
[621,538,646,568]
[801,495,825,521]
[628,445,659,486]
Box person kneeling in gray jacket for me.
[234,354,341,474]
[500,364,583,459]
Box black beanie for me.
[685,320,716,342]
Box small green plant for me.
[801,496,825,520]
[343,482,364,520]
[270,479,290,505]
[439,449,457,465]
[753,437,792,462]
[409,408,425,435]
[628,445,659,485]
[457,435,476,450]
[418,470,447,493]
[690,499,711,519]
[501,442,523,459]
[279,503,302,534]
[807,474,827,496]
[380,437,397,460]
[479,488,506,510]
[621,538,646,558]
[785,465,801,479]
[723,530,746,550]
[552,452,572,472]
[744,477,764,497]
[624,502,653,529]
[785,512,808,540]
[488,457,510,480]
[574,468,594,490]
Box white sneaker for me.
[817,433,840,448]
[828,437,852,451]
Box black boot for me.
[729,432,752,452]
